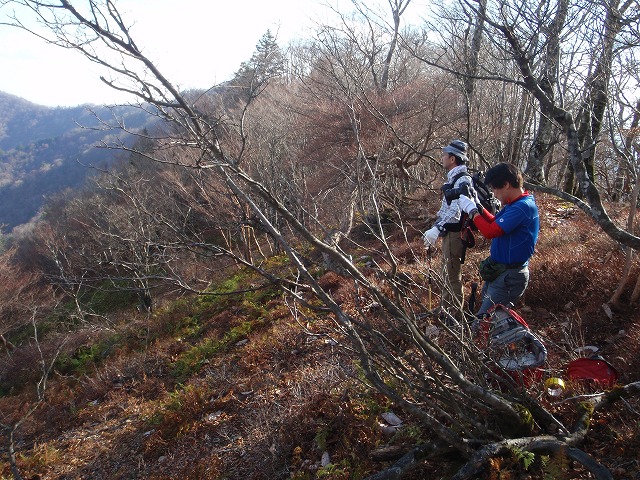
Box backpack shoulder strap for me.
[450,172,472,185]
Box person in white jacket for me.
[423,140,472,318]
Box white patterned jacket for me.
[433,164,472,233]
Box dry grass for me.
[0,193,639,479]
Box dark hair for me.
[450,154,465,166]
[484,162,523,189]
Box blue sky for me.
[0,0,327,107]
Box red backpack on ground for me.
[477,304,548,385]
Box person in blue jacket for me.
[457,162,539,316]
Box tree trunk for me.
[525,0,567,184]
[380,1,412,91]
[575,0,628,183]
[609,101,640,306]
[462,0,487,139]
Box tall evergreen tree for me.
[233,30,286,92]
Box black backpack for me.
[442,170,500,263]
[450,170,501,217]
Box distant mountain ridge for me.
[0,91,154,231]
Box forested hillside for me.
[0,1,639,479]
[0,91,154,230]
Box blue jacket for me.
[490,193,539,265]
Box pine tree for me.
[233,30,286,91]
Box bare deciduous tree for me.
[0,300,66,480]
[434,0,640,251]
[2,1,640,478]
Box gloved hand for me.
[467,187,485,213]
[422,226,440,247]
[458,195,479,216]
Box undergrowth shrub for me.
[17,443,62,473]
[55,334,121,376]
[170,320,255,382]
[77,280,139,314]
[145,381,213,441]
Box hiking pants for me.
[441,231,464,315]
[478,266,529,316]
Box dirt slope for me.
[1,193,639,479]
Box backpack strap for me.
[449,172,472,186]
[460,225,475,264]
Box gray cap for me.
[443,140,468,163]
